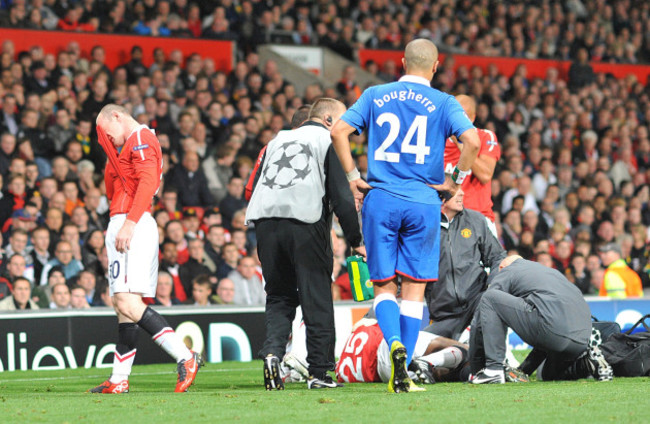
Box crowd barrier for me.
[359,49,650,83]
[0,298,647,372]
[0,28,234,71]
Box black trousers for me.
[469,290,588,374]
[256,218,335,378]
[424,294,483,340]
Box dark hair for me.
[192,274,211,288]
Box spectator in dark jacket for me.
[179,238,216,299]
[165,151,214,208]
[219,176,246,230]
[568,48,595,92]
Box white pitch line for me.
[0,367,258,383]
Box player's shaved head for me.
[455,95,476,122]
[308,98,346,127]
[97,104,130,123]
[404,39,438,73]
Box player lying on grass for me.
[334,318,470,384]
[277,317,470,385]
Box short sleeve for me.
[341,89,373,135]
[479,129,501,161]
[443,96,475,140]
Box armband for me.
[451,166,469,185]
[346,168,361,182]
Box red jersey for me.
[335,320,383,383]
[444,128,501,221]
[104,125,163,222]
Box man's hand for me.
[350,179,372,211]
[428,175,459,197]
[353,245,367,258]
[115,220,137,253]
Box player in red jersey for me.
[335,318,469,384]
[444,95,501,236]
[89,104,201,394]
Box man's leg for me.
[256,219,298,390]
[474,290,544,373]
[293,220,342,388]
[89,312,140,394]
[117,293,198,392]
[423,315,469,340]
[468,310,487,375]
[257,220,298,360]
[399,281,426,366]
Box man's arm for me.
[115,131,161,253]
[455,128,480,176]
[454,139,497,184]
[431,128,480,195]
[325,144,364,253]
[331,120,372,210]
[245,145,267,201]
[476,214,507,269]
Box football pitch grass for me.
[0,361,648,424]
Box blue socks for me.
[400,300,424,365]
[373,295,424,365]
[373,293,401,348]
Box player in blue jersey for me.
[331,39,480,393]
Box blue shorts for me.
[362,189,440,282]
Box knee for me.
[112,295,143,321]
[479,290,500,309]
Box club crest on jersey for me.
[133,144,149,151]
[461,228,472,238]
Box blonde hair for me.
[97,103,131,123]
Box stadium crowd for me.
[0,0,649,64]
[0,0,649,312]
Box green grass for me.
[0,361,648,424]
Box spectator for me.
[165,150,214,208]
[29,226,51,283]
[40,240,84,286]
[568,48,595,92]
[0,174,28,229]
[0,277,39,310]
[203,144,237,204]
[179,238,215,298]
[597,242,643,298]
[181,208,202,240]
[204,224,226,266]
[228,256,265,306]
[1,253,31,285]
[159,239,187,302]
[213,277,235,305]
[219,176,246,230]
[154,271,182,306]
[50,282,71,309]
[69,284,91,309]
[165,219,189,264]
[76,270,97,305]
[188,274,215,306]
[32,265,65,308]
[216,242,239,280]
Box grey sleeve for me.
[478,216,507,269]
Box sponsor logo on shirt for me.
[133,144,149,151]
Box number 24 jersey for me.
[341,75,474,204]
